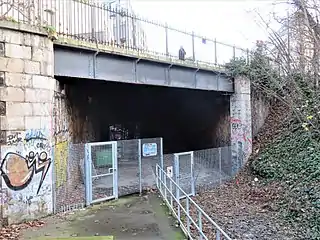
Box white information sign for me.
[142,143,157,157]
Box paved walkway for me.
[20,194,185,240]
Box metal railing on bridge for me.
[0,0,250,68]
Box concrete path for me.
[20,194,185,240]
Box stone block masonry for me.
[0,21,55,225]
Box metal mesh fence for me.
[177,153,193,198]
[90,143,114,202]
[117,139,140,197]
[53,139,232,210]
[194,146,232,193]
[140,138,162,191]
[163,146,233,197]
[116,137,162,197]
[54,142,85,213]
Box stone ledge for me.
[0,20,47,37]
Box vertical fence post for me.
[198,211,203,240]
[218,147,222,185]
[216,230,221,240]
[191,151,195,196]
[156,166,159,189]
[170,180,173,208]
[84,143,92,206]
[51,144,56,213]
[192,31,195,61]
[165,23,169,56]
[160,138,164,169]
[164,174,167,201]
[115,5,120,45]
[214,38,217,65]
[186,198,190,234]
[113,141,118,199]
[138,139,142,195]
[177,189,181,220]
[233,45,236,60]
[91,3,96,40]
[160,138,164,193]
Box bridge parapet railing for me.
[0,0,250,69]
[156,164,232,240]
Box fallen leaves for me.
[0,220,45,240]
[191,174,299,240]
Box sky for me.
[128,0,290,64]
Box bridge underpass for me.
[0,5,251,235]
[57,77,231,153]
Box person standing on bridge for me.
[179,46,186,60]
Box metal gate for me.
[174,151,195,199]
[85,141,118,205]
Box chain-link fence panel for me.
[220,146,233,177]
[193,146,232,193]
[140,138,162,191]
[117,139,140,197]
[175,152,194,198]
[54,143,85,213]
[90,143,116,202]
[163,153,175,170]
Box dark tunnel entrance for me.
[56,77,231,154]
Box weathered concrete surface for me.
[20,194,185,240]
[230,76,252,175]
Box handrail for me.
[156,164,232,240]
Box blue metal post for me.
[113,141,118,199]
[138,139,142,195]
[174,155,180,200]
[191,151,195,196]
[199,211,203,239]
[186,197,190,233]
[160,138,164,169]
[84,143,92,205]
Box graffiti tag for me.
[0,151,51,195]
[6,132,23,146]
[25,129,47,142]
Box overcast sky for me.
[129,0,289,64]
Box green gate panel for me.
[95,149,113,167]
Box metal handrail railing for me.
[156,164,232,240]
[0,0,250,68]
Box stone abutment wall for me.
[230,76,252,176]
[0,22,55,225]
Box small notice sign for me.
[142,143,157,157]
[167,166,173,178]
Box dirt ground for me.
[192,172,300,240]
[19,194,185,240]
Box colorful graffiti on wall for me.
[54,141,68,188]
[0,129,53,223]
[0,151,51,194]
[1,129,52,195]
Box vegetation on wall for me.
[225,31,320,239]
